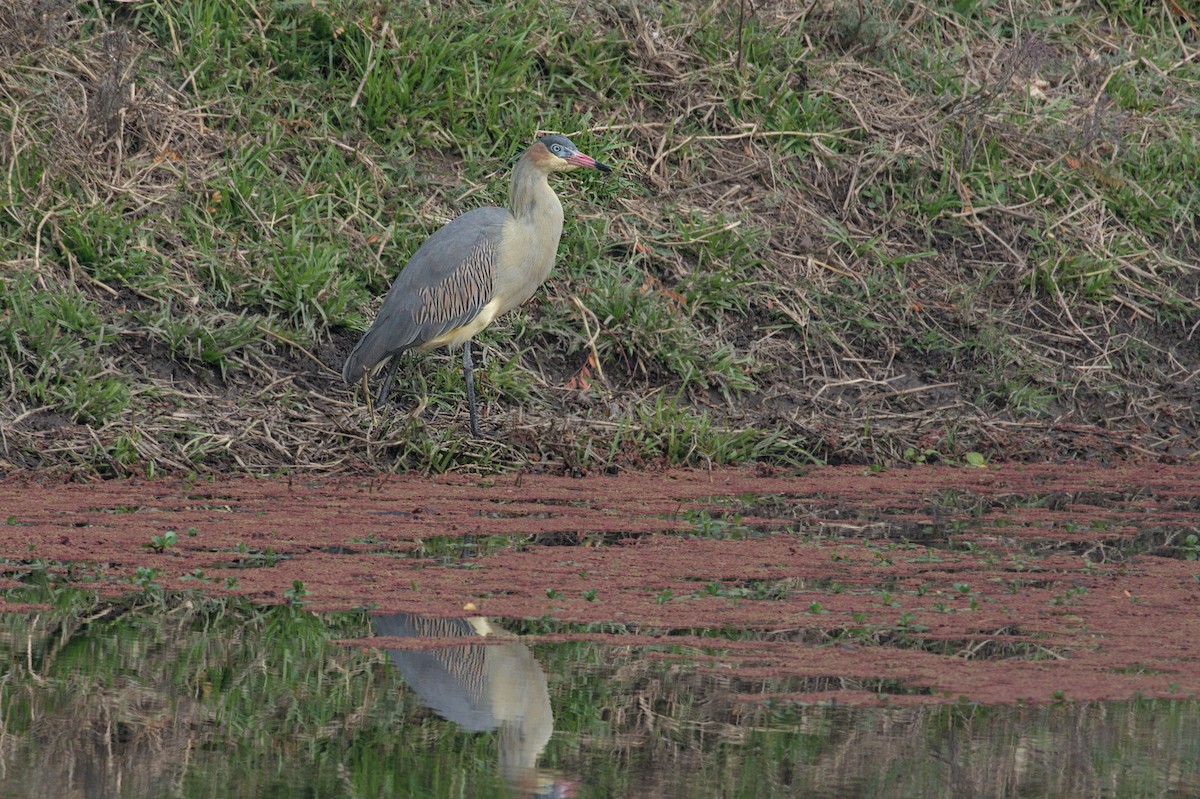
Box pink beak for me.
[566,151,611,173]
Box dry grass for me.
[1,0,1198,476]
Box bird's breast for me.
[493,213,564,315]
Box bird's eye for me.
[552,144,562,153]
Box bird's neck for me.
[508,156,563,226]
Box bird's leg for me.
[375,356,401,408]
[462,340,481,437]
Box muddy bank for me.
[2,464,1198,706]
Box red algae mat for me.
[2,464,1199,707]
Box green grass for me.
[1,0,1198,474]
[0,275,131,425]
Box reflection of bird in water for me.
[372,613,575,798]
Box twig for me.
[255,326,333,374]
[570,294,608,385]
[350,22,389,109]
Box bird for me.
[372,613,573,797]
[343,134,610,436]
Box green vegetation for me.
[144,528,178,553]
[1,588,1198,797]
[1,0,1198,475]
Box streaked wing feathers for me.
[342,207,507,382]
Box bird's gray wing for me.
[372,613,497,731]
[343,207,508,382]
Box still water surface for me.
[1,594,1197,798]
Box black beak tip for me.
[595,161,613,174]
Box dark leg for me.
[462,341,481,436]
[375,356,400,408]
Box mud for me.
[2,463,1198,706]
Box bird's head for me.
[530,134,611,174]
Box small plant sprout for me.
[131,566,160,589]
[146,529,178,553]
[284,580,309,606]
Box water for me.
[2,466,1199,796]
[1,593,1197,798]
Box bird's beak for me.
[566,151,612,173]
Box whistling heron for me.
[343,134,610,435]
[372,613,569,796]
